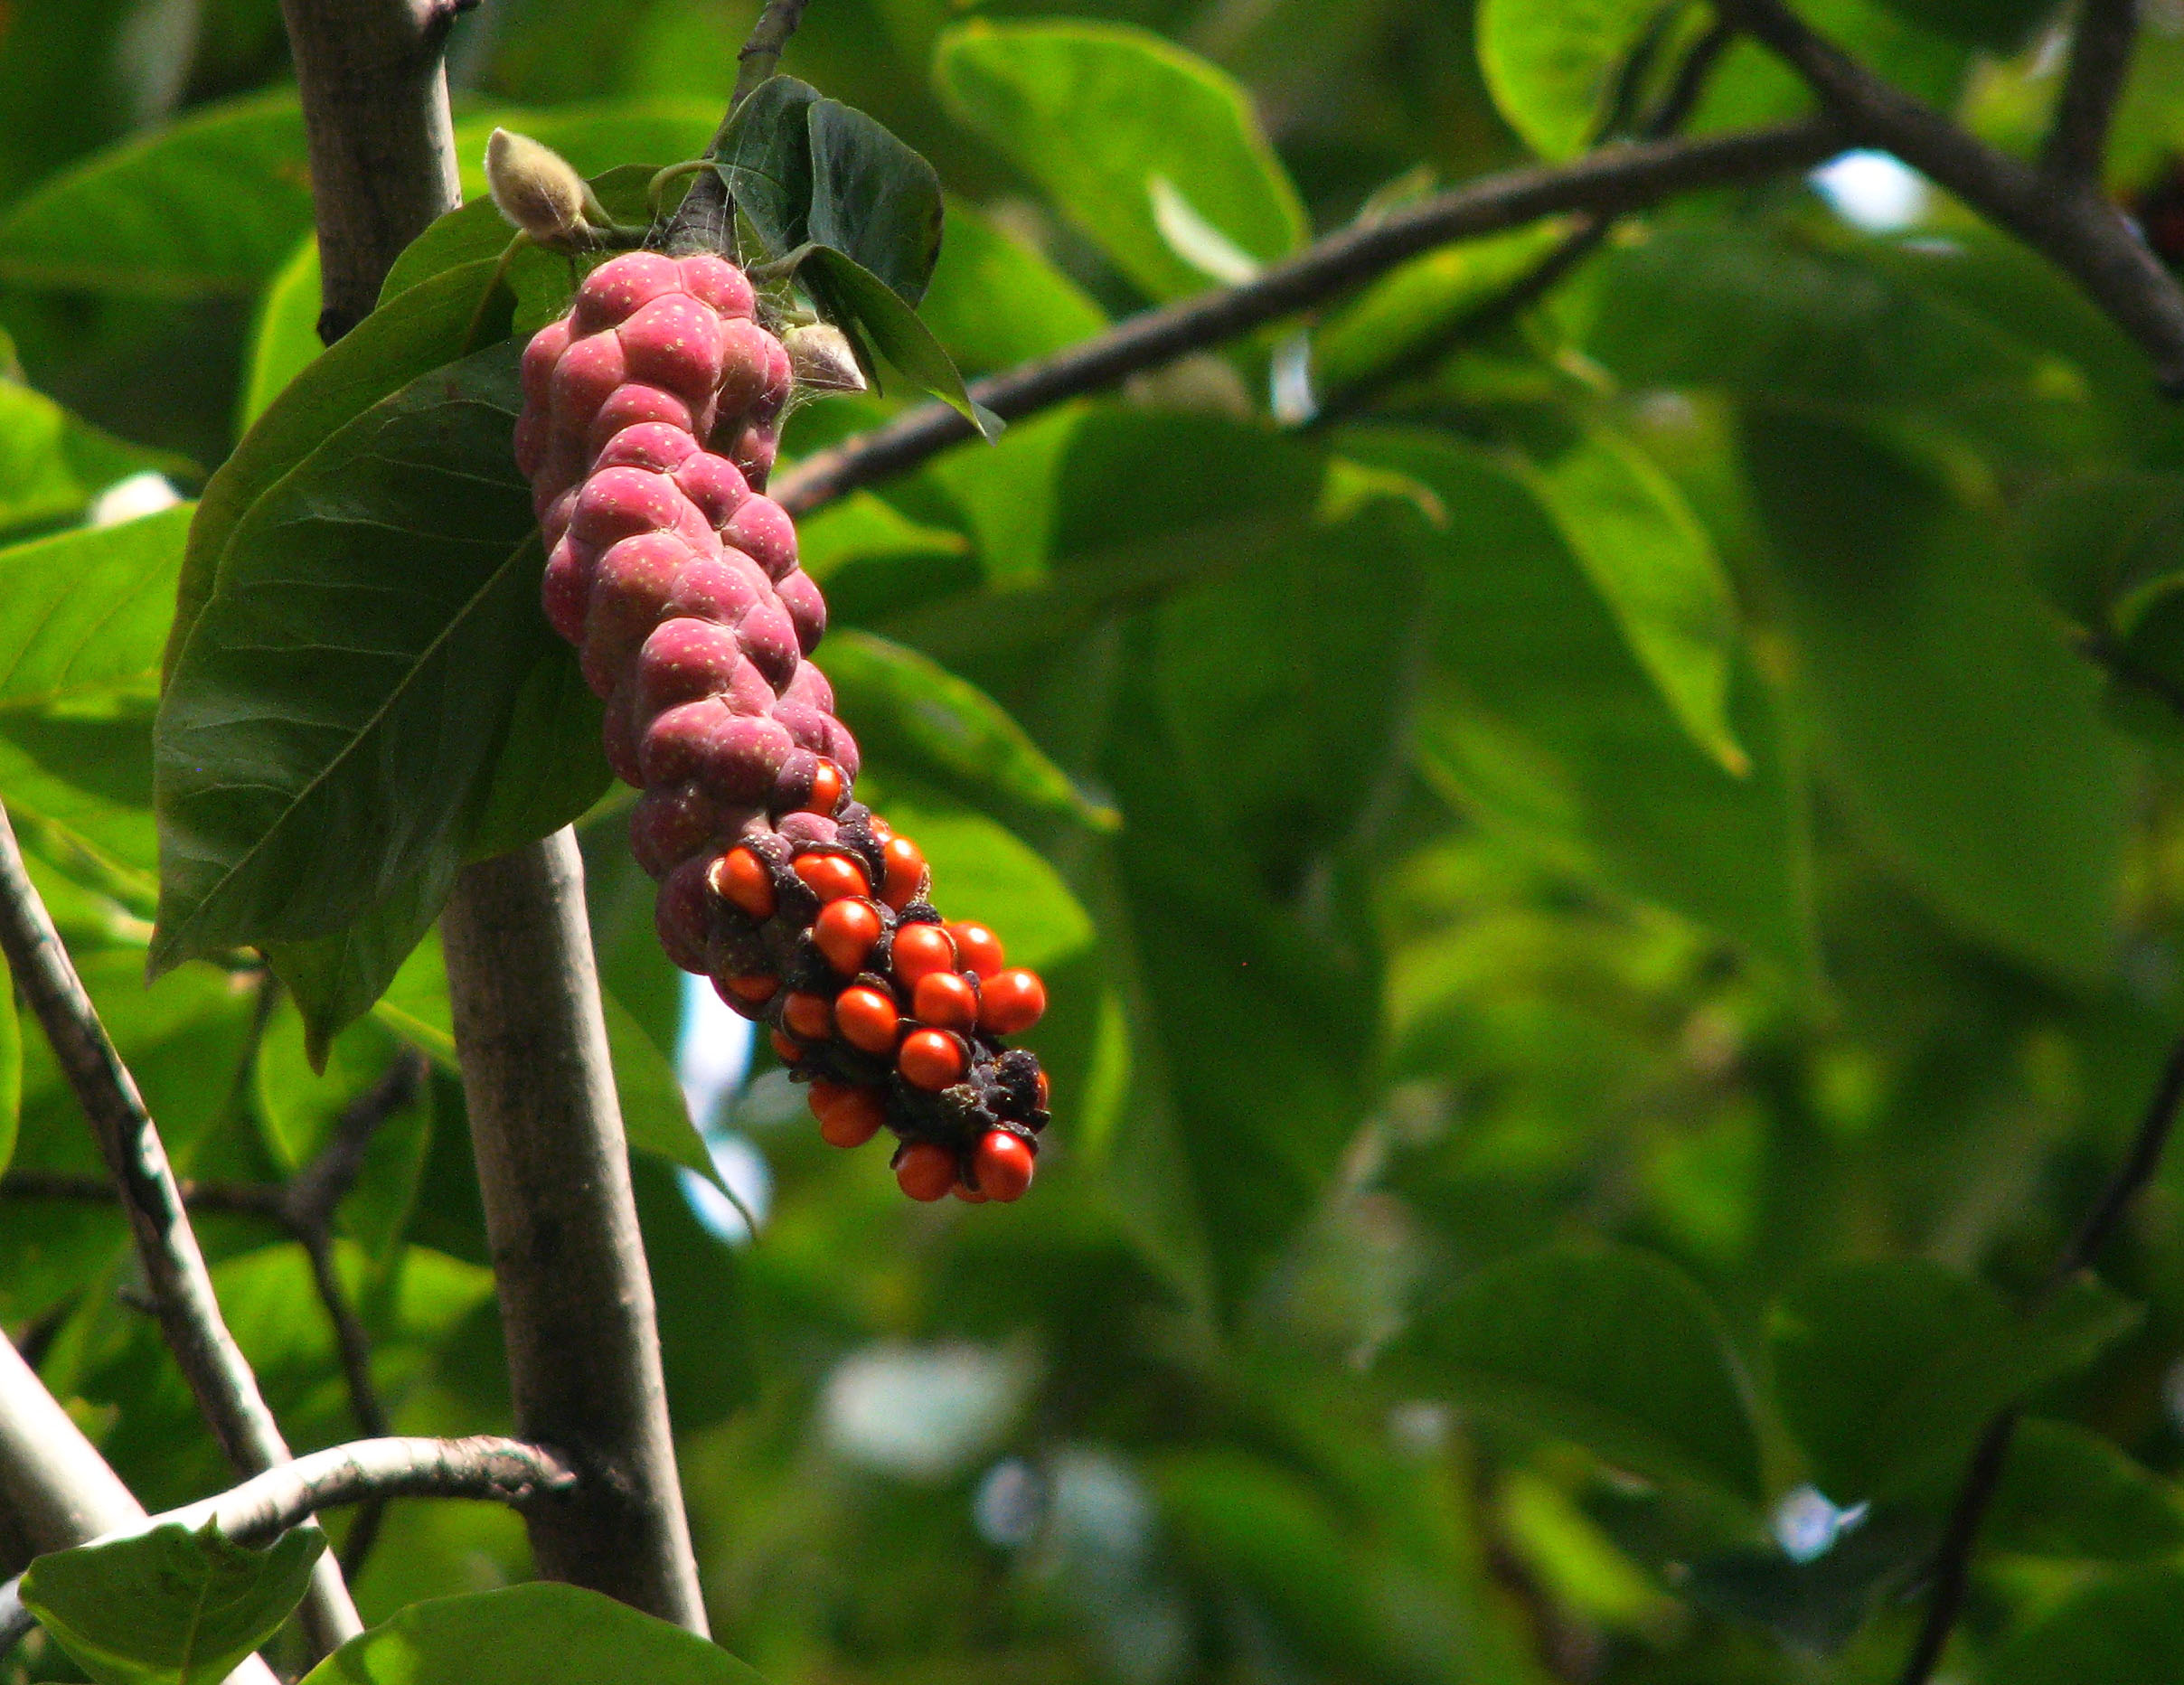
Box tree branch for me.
[1,1435,575,1659]
[2045,0,2138,184]
[270,0,710,1633]
[1896,1028,2184,1685]
[1715,0,2184,390]
[0,1334,280,1684]
[441,836,708,1628]
[768,119,1841,513]
[0,800,362,1654]
[733,0,812,105]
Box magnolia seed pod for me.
[486,127,591,249]
[782,323,868,395]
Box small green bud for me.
[485,128,590,249]
[783,323,866,395]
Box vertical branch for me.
[2044,0,2138,184]
[733,0,812,104]
[272,0,707,1633]
[440,836,707,1627]
[0,1337,282,1685]
[0,802,363,1654]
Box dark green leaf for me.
[805,98,943,306]
[1770,1261,2143,1501]
[798,246,996,436]
[1390,1245,1764,1502]
[711,76,820,263]
[1681,1511,1933,1657]
[0,381,191,541]
[153,341,543,970]
[1869,0,2049,50]
[23,1521,323,1685]
[1745,410,2132,984]
[1987,1420,2184,1562]
[934,21,1308,301]
[0,89,309,296]
[268,867,464,1068]
[1987,1565,2184,1684]
[299,1583,769,1684]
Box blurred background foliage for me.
[12,0,2184,1680]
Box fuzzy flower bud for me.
[486,128,591,249]
[783,323,868,395]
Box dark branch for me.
[283,1048,428,1234]
[1715,0,2184,391]
[1896,1028,2184,1685]
[2045,0,2138,184]
[0,1436,577,1658]
[0,799,362,1652]
[770,118,1842,513]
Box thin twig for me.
[0,1436,577,1656]
[0,798,362,1653]
[733,0,812,106]
[2044,0,2139,184]
[1895,1029,2184,1685]
[769,118,1841,513]
[1715,0,2184,390]
[0,1170,287,1222]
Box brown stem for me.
[733,0,812,106]
[0,801,361,1653]
[2045,0,2138,184]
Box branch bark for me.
[274,0,708,1633]
[0,1335,279,1685]
[2045,0,2138,184]
[441,837,707,1627]
[1716,0,2184,390]
[768,118,1843,513]
[0,1434,574,1660]
[0,801,362,1653]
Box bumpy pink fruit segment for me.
[517,249,1049,1200]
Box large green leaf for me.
[300,1584,768,1684]
[934,21,1308,302]
[1389,1245,1765,1502]
[819,629,1114,830]
[0,89,310,296]
[1522,425,1746,775]
[1770,1261,2143,1501]
[918,195,1106,375]
[1986,1420,2184,1562]
[169,255,514,681]
[1344,428,1812,978]
[23,1522,323,1685]
[1987,1565,2184,1683]
[1745,410,2132,984]
[1476,0,1667,160]
[153,340,545,971]
[0,380,190,541]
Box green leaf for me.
[819,630,1115,830]
[0,505,189,712]
[602,983,727,1193]
[1745,410,2132,984]
[269,868,465,1068]
[934,21,1308,302]
[240,236,324,426]
[301,1583,768,1685]
[1343,428,1812,978]
[1681,1512,1933,1657]
[1389,1245,1765,1502]
[153,340,544,971]
[1869,0,2050,50]
[1521,426,1747,775]
[804,97,944,307]
[170,256,515,682]
[1987,1565,2184,1684]
[1476,0,1667,160]
[1690,0,1969,132]
[0,984,21,1179]
[1987,1420,2184,1562]
[0,380,191,541]
[797,246,996,436]
[918,195,1106,375]
[23,1521,324,1685]
[710,76,819,264]
[1770,1261,2143,1502]
[0,89,311,296]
